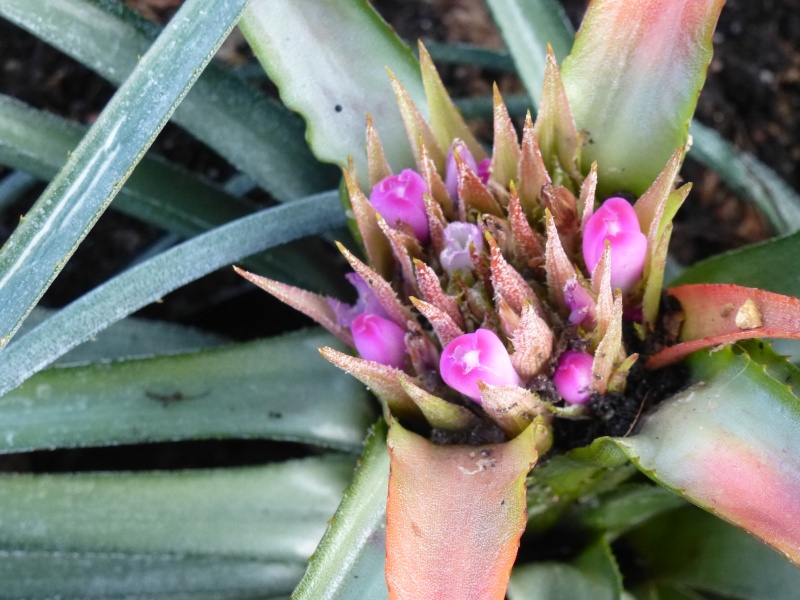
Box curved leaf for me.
[0,0,334,200]
[626,506,800,599]
[0,0,250,350]
[0,330,375,454]
[618,344,800,566]
[508,538,622,600]
[385,421,541,600]
[561,0,724,196]
[672,230,800,297]
[293,420,390,600]
[0,191,345,397]
[241,0,425,187]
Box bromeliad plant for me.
[0,0,800,598]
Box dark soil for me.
[0,0,798,471]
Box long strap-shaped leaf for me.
[0,0,335,201]
[0,331,374,454]
[241,0,425,188]
[0,0,250,351]
[0,191,345,397]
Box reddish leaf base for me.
[646,284,800,369]
[385,421,539,600]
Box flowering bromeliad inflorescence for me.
[238,44,683,447]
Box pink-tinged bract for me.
[582,197,647,292]
[351,312,407,369]
[553,350,594,404]
[370,169,430,242]
[440,222,483,276]
[440,328,520,403]
[445,140,478,200]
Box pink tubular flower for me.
[351,313,407,369]
[563,278,595,328]
[370,169,430,243]
[328,273,388,328]
[477,158,491,185]
[445,140,478,200]
[440,222,483,276]
[553,350,595,404]
[582,197,647,292]
[440,328,520,403]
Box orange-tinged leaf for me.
[647,284,800,369]
[386,420,540,600]
[561,0,724,195]
[418,42,487,162]
[234,267,353,346]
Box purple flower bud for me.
[328,273,388,328]
[351,313,407,369]
[563,278,595,328]
[477,158,491,185]
[370,169,430,243]
[440,222,483,276]
[440,328,520,403]
[553,350,595,404]
[445,140,478,200]
[582,197,648,292]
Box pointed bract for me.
[411,296,464,348]
[511,304,554,381]
[235,267,353,346]
[418,41,487,162]
[344,168,394,279]
[414,259,465,328]
[456,150,504,217]
[488,234,540,316]
[398,374,479,432]
[518,112,551,215]
[592,289,624,394]
[366,114,393,187]
[491,84,521,188]
[545,210,578,313]
[508,189,545,267]
[420,140,455,218]
[479,383,550,438]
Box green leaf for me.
[0,191,346,398]
[0,0,335,201]
[673,229,800,297]
[0,94,342,292]
[689,122,800,235]
[0,457,355,598]
[422,42,516,72]
[17,308,225,364]
[485,0,574,108]
[616,344,800,565]
[560,0,724,196]
[293,420,390,600]
[0,0,250,350]
[508,538,622,600]
[0,330,375,454]
[625,506,800,600]
[241,0,425,187]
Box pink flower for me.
[553,350,595,404]
[477,158,491,185]
[440,222,483,276]
[582,197,647,292]
[563,278,596,328]
[445,140,478,200]
[440,328,520,403]
[328,273,388,328]
[370,169,430,243]
[351,313,407,369]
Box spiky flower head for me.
[238,43,691,444]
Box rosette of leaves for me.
[0,0,799,599]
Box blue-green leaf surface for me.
[0,191,345,397]
[485,0,574,107]
[0,330,375,454]
[0,0,250,350]
[0,457,354,598]
[293,420,389,600]
[0,0,335,200]
[241,0,425,187]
